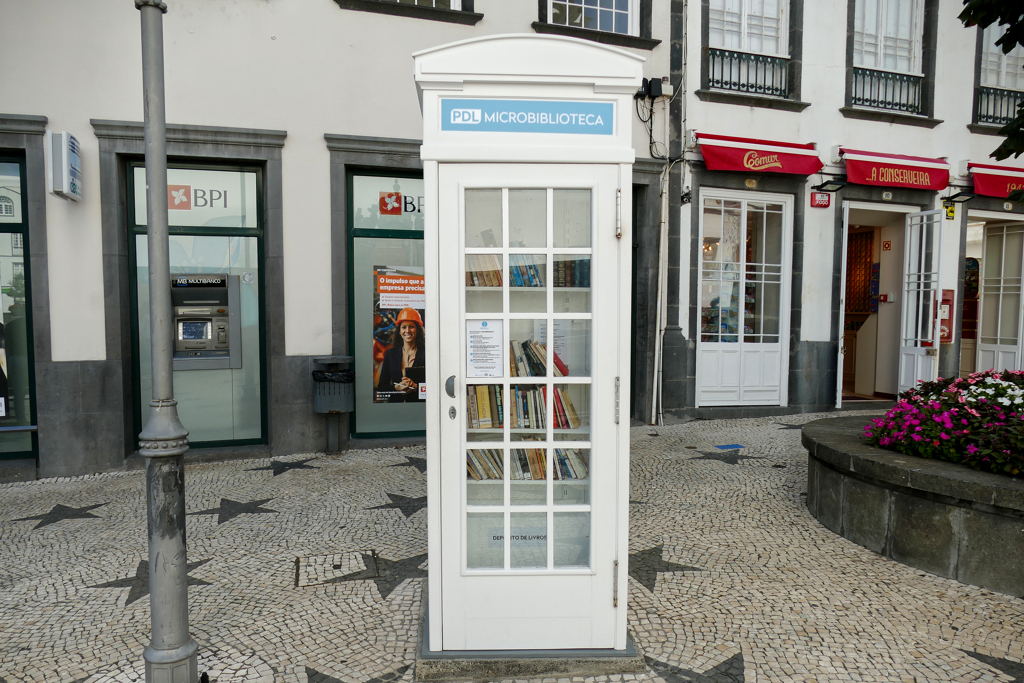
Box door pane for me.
[509,190,546,248]
[510,320,547,376]
[553,448,589,504]
[0,233,31,455]
[510,254,547,312]
[467,512,504,569]
[466,254,503,313]
[554,512,590,567]
[510,384,546,441]
[466,384,503,442]
[466,189,502,248]
[1000,292,1020,346]
[552,319,591,376]
[510,512,548,568]
[553,255,590,312]
[553,189,591,247]
[553,384,589,441]
[467,449,504,505]
[510,448,547,504]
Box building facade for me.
[1,0,1022,477]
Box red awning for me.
[839,148,949,191]
[967,162,1024,198]
[695,133,824,176]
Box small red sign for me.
[168,185,191,210]
[810,192,831,208]
[882,240,892,252]
[379,191,402,215]
[969,163,1024,198]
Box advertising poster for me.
[373,266,426,403]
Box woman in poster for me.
[376,307,425,402]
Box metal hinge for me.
[613,560,619,607]
[616,189,622,238]
[615,377,620,424]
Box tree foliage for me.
[959,2,1024,161]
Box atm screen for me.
[179,321,211,341]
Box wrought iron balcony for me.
[851,67,922,115]
[977,86,1024,126]
[708,48,789,98]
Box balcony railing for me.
[708,48,789,98]
[977,86,1024,126]
[851,67,922,115]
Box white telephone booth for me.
[415,35,640,653]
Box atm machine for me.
[171,274,242,370]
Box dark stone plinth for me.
[803,416,1024,598]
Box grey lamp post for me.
[135,1,198,681]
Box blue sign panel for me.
[441,99,614,136]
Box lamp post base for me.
[144,639,199,683]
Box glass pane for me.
[568,4,583,26]
[614,11,628,34]
[465,189,502,248]
[721,203,742,263]
[467,449,504,506]
[350,175,424,232]
[510,384,546,441]
[466,254,503,313]
[0,233,31,455]
[553,190,591,247]
[137,235,263,442]
[510,512,548,568]
[467,512,504,569]
[701,277,721,342]
[554,512,590,567]
[553,255,590,312]
[510,448,547,504]
[583,6,598,29]
[599,9,612,32]
[466,384,504,441]
[0,163,22,224]
[510,319,547,377]
[765,207,784,263]
[510,254,547,313]
[552,1,567,24]
[552,319,590,377]
[1000,292,1020,345]
[553,384,589,441]
[553,449,589,505]
[746,208,765,264]
[981,292,999,343]
[1005,229,1024,280]
[508,190,546,248]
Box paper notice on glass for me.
[467,320,503,378]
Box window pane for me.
[466,254,503,313]
[554,255,590,312]
[466,189,502,248]
[552,319,591,377]
[510,448,548,504]
[510,512,548,568]
[467,512,504,569]
[467,449,504,505]
[553,189,591,247]
[599,9,612,31]
[0,164,22,224]
[510,254,547,313]
[568,4,583,26]
[467,385,504,442]
[553,384,589,441]
[510,320,547,377]
[615,11,628,34]
[583,7,598,29]
[0,235,31,455]
[553,449,589,504]
[508,189,546,248]
[552,1,567,24]
[554,512,590,567]
[510,384,547,441]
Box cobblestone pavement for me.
[1,411,1023,683]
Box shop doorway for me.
[960,212,1024,376]
[838,203,943,405]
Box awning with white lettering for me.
[838,148,949,191]
[695,133,824,176]
[965,162,1024,198]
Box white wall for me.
[1,0,672,360]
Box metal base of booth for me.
[416,611,646,682]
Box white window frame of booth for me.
[695,187,793,408]
[389,0,462,8]
[853,0,925,77]
[708,0,790,58]
[548,0,639,37]
[981,25,1024,91]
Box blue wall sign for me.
[441,99,614,136]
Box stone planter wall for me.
[802,416,1024,597]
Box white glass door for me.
[697,191,792,406]
[897,210,943,393]
[437,164,622,651]
[977,222,1024,372]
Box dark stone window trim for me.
[533,0,660,51]
[699,0,805,106]
[843,0,939,122]
[332,0,482,25]
[967,122,1006,137]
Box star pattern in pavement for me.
[89,559,212,606]
[247,457,321,476]
[329,553,427,600]
[646,654,745,683]
[11,503,107,530]
[693,449,759,465]
[388,455,427,474]
[964,651,1024,683]
[776,423,805,430]
[188,498,278,525]
[367,493,427,519]
[629,544,700,593]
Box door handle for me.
[445,375,456,398]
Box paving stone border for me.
[802,416,1024,598]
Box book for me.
[476,386,492,429]
[484,449,503,478]
[559,387,581,428]
[488,386,500,428]
[566,448,588,478]
[494,386,503,427]
[552,350,569,377]
[466,451,487,480]
[467,458,482,480]
[468,390,480,429]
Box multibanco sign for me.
[441,99,614,135]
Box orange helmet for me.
[395,307,423,326]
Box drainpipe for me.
[136,2,198,682]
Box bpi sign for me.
[379,191,423,216]
[134,167,258,228]
[168,185,229,211]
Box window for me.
[0,197,13,217]
[853,0,924,75]
[11,233,22,248]
[549,0,634,36]
[981,25,1024,91]
[708,0,788,56]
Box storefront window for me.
[349,173,425,436]
[0,161,35,458]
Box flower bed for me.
[864,369,1024,476]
